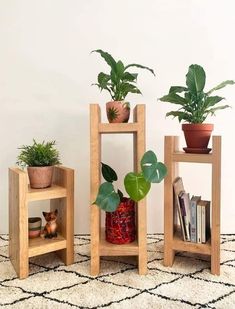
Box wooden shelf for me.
[9,166,74,279]
[99,228,139,256]
[90,104,147,276]
[164,136,221,275]
[172,151,213,164]
[27,184,67,202]
[172,229,211,255]
[99,123,139,134]
[29,234,67,258]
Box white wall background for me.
[0,0,234,234]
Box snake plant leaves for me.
[101,162,118,182]
[207,80,235,95]
[141,150,167,183]
[124,172,151,202]
[94,182,120,212]
[186,64,206,94]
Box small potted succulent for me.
[94,150,167,244]
[92,49,155,123]
[159,64,234,153]
[17,139,61,189]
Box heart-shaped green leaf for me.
[93,182,120,212]
[101,162,118,182]
[124,172,151,202]
[141,150,167,183]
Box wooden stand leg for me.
[9,169,28,279]
[51,167,74,265]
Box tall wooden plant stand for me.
[9,166,74,279]
[164,136,221,275]
[90,104,147,276]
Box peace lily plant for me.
[94,150,167,212]
[92,49,155,123]
[159,64,234,152]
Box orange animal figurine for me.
[42,209,58,238]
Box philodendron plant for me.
[92,49,155,101]
[94,150,167,212]
[159,64,234,123]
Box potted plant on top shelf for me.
[159,64,234,153]
[92,49,155,123]
[93,150,167,244]
[17,139,61,189]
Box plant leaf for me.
[159,93,188,105]
[186,64,206,94]
[93,182,120,212]
[166,111,192,122]
[204,96,224,108]
[206,105,231,115]
[141,150,167,183]
[116,60,125,77]
[122,72,138,82]
[101,162,118,182]
[124,63,155,76]
[207,80,235,95]
[124,172,151,202]
[92,49,117,73]
[169,86,188,93]
[117,189,124,201]
[97,72,110,89]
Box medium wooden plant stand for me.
[164,136,221,275]
[90,104,147,276]
[9,166,74,279]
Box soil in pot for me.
[105,197,136,244]
[182,123,214,151]
[106,101,130,123]
[27,166,54,189]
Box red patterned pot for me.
[106,101,130,123]
[105,198,136,244]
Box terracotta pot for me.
[28,217,42,239]
[27,166,54,189]
[106,101,130,123]
[105,198,136,244]
[182,123,214,150]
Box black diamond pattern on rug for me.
[0,234,235,308]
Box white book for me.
[201,204,206,243]
[197,204,202,243]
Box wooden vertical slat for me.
[134,105,147,275]
[9,168,28,279]
[90,104,101,276]
[164,136,178,267]
[51,166,74,265]
[211,136,221,275]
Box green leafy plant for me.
[92,49,155,101]
[93,150,167,212]
[159,64,234,123]
[17,140,61,167]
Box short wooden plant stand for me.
[9,166,74,279]
[90,104,147,276]
[164,136,221,275]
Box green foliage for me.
[94,150,167,212]
[92,49,155,101]
[159,64,234,123]
[17,140,61,167]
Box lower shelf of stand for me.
[28,234,67,258]
[99,228,139,256]
[172,229,211,255]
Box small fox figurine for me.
[42,209,58,238]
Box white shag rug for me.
[0,234,235,308]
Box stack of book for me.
[173,177,211,243]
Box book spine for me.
[201,205,206,243]
[197,205,202,243]
[190,200,197,243]
[179,194,190,241]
